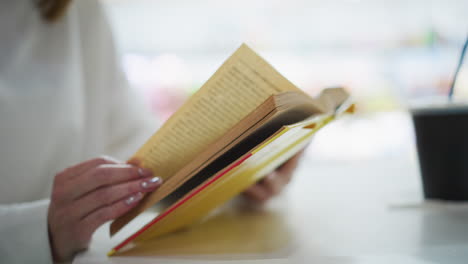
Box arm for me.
[43,3,163,260]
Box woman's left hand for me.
[243,149,304,203]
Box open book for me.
[108,44,354,256]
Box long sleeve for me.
[0,200,53,264]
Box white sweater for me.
[0,1,157,263]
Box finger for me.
[261,172,283,195]
[81,192,145,233]
[243,183,270,203]
[66,164,154,200]
[51,159,124,206]
[59,156,121,181]
[277,149,305,175]
[275,165,294,185]
[73,176,162,220]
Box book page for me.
[131,44,302,180]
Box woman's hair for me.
[37,0,72,22]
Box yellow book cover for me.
[108,44,354,256]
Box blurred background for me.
[102,0,468,164]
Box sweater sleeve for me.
[0,199,54,264]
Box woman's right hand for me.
[47,157,162,262]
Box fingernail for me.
[141,177,161,188]
[138,168,153,177]
[125,192,143,205]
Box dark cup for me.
[412,106,468,201]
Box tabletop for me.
[74,112,468,264]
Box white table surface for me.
[74,112,468,264]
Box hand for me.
[243,149,305,203]
[47,157,162,262]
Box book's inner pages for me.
[111,87,349,235]
[130,44,303,180]
[154,87,350,208]
[110,44,306,235]
[157,93,323,209]
[109,87,350,253]
[152,91,326,202]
